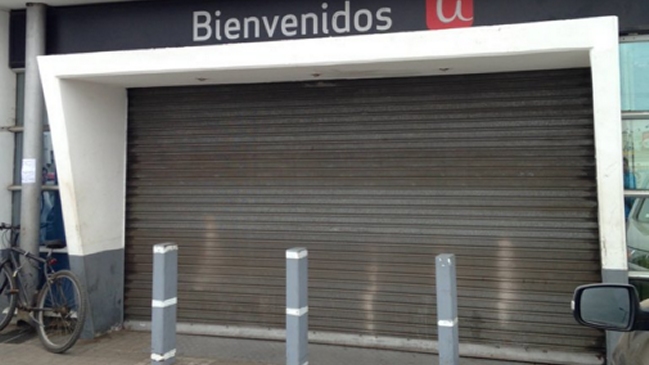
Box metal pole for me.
[151,243,178,365]
[286,247,308,365]
[19,2,46,306]
[436,254,459,365]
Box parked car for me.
[572,284,649,365]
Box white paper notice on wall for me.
[21,158,37,184]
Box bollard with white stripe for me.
[286,247,308,365]
[436,254,459,365]
[151,243,178,365]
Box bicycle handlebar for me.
[0,223,19,230]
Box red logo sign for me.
[426,0,474,30]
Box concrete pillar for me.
[19,2,46,305]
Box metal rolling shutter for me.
[124,69,602,355]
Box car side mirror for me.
[572,284,649,332]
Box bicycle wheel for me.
[35,270,87,353]
[0,264,17,331]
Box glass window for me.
[11,72,65,244]
[630,278,649,301]
[620,42,649,111]
[622,119,649,190]
[622,40,649,275]
[11,73,24,225]
[636,199,649,223]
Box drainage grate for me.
[0,326,36,344]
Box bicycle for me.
[0,223,87,353]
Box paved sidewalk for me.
[0,324,544,365]
[0,326,261,365]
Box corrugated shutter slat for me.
[125,69,602,355]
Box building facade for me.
[2,1,649,364]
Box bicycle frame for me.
[1,244,57,312]
[1,224,87,354]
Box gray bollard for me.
[151,243,178,365]
[436,254,459,365]
[286,247,308,365]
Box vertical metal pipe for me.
[151,242,178,365]
[436,254,459,365]
[286,247,308,365]
[19,2,46,306]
